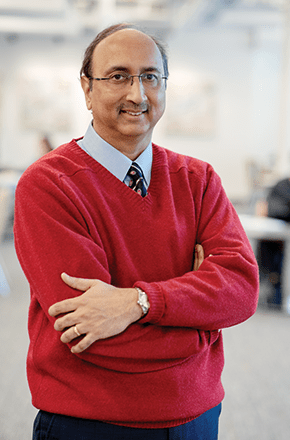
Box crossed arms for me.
[48,245,205,354]
[14,158,259,372]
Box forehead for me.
[91,29,163,74]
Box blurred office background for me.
[1,1,290,439]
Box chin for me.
[119,125,151,138]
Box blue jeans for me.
[32,403,221,440]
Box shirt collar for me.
[77,122,152,185]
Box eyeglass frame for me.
[87,72,168,88]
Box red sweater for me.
[14,140,259,428]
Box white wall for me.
[0,35,91,168]
[0,25,285,200]
[153,26,283,200]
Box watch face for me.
[136,288,150,314]
[142,300,149,309]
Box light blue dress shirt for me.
[77,122,152,187]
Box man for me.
[258,178,290,308]
[14,23,259,440]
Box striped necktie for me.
[127,162,147,197]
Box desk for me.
[239,214,290,314]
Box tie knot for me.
[128,162,143,178]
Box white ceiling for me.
[0,0,287,38]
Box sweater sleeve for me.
[14,162,221,373]
[14,166,112,310]
[137,166,259,331]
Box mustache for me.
[118,103,149,112]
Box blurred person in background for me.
[38,135,54,157]
[14,23,259,440]
[258,177,290,309]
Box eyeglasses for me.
[88,72,168,89]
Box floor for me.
[0,240,290,440]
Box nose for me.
[125,75,147,104]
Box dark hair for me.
[80,23,169,89]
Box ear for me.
[80,76,92,111]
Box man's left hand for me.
[48,274,142,353]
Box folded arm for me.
[49,245,205,354]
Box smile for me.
[121,110,147,116]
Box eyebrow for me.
[104,66,163,76]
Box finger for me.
[71,334,96,353]
[54,311,78,331]
[60,325,83,344]
[194,244,205,271]
[48,297,77,317]
[197,244,205,261]
[61,273,96,291]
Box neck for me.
[92,122,152,160]
[113,140,149,160]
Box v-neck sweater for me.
[14,139,259,428]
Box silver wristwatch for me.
[136,287,150,315]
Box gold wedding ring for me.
[73,325,81,337]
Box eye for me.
[109,73,128,82]
[143,73,158,82]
